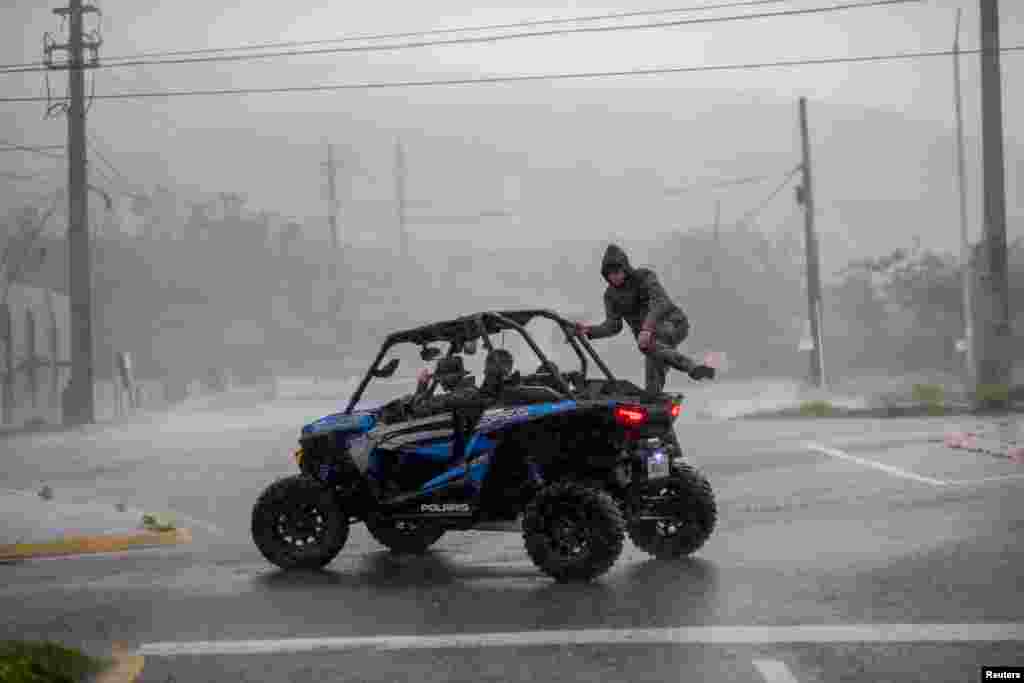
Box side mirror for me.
[372,358,400,378]
[420,346,442,362]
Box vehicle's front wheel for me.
[522,482,625,583]
[628,463,716,559]
[251,475,349,569]
[365,516,445,554]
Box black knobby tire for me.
[251,474,349,570]
[365,516,445,555]
[522,482,626,583]
[628,463,716,559]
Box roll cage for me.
[343,309,617,415]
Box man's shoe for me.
[688,365,716,381]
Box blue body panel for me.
[315,398,603,500]
[302,411,376,437]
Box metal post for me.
[977,0,1012,404]
[326,142,338,250]
[395,138,407,260]
[798,97,825,388]
[1,304,12,424]
[953,9,976,388]
[712,199,721,293]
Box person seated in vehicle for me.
[414,355,477,397]
[479,348,519,399]
[407,355,483,419]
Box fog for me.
[2,0,1023,399]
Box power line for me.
[2,43,1020,103]
[666,173,777,195]
[0,0,843,71]
[86,134,127,184]
[0,0,920,75]
[0,138,66,159]
[734,164,802,225]
[0,144,64,152]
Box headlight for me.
[293,448,304,466]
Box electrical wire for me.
[734,165,803,226]
[0,0,839,71]
[85,134,124,182]
[0,144,64,152]
[0,140,65,160]
[1,43,1020,103]
[666,173,777,195]
[0,0,920,75]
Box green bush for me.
[911,384,946,415]
[141,513,177,532]
[0,641,105,683]
[976,383,1010,408]
[799,400,834,417]
[911,383,944,404]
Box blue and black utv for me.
[251,309,716,582]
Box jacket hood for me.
[601,243,633,279]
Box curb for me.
[0,527,192,561]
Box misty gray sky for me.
[2,1,1023,256]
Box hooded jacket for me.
[587,244,687,340]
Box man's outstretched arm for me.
[582,291,623,340]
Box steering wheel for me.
[405,376,439,414]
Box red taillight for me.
[670,403,682,418]
[614,404,648,427]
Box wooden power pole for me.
[325,142,339,250]
[797,97,825,388]
[976,0,1013,405]
[395,138,408,260]
[47,0,101,425]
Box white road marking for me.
[753,659,800,683]
[807,443,1024,487]
[137,623,1024,657]
[805,443,950,486]
[948,472,1024,486]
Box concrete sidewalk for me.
[0,488,191,561]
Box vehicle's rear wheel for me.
[628,463,716,559]
[365,516,445,554]
[522,482,625,583]
[251,475,349,569]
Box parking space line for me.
[948,472,1024,486]
[805,443,950,486]
[137,623,1024,656]
[753,659,800,683]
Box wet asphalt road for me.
[1,399,1022,682]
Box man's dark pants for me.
[642,317,694,395]
[640,317,694,454]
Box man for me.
[411,355,479,417]
[576,243,715,394]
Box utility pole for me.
[953,8,975,389]
[395,138,408,260]
[976,0,1012,405]
[324,141,339,250]
[797,97,825,388]
[712,199,721,292]
[46,0,101,426]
